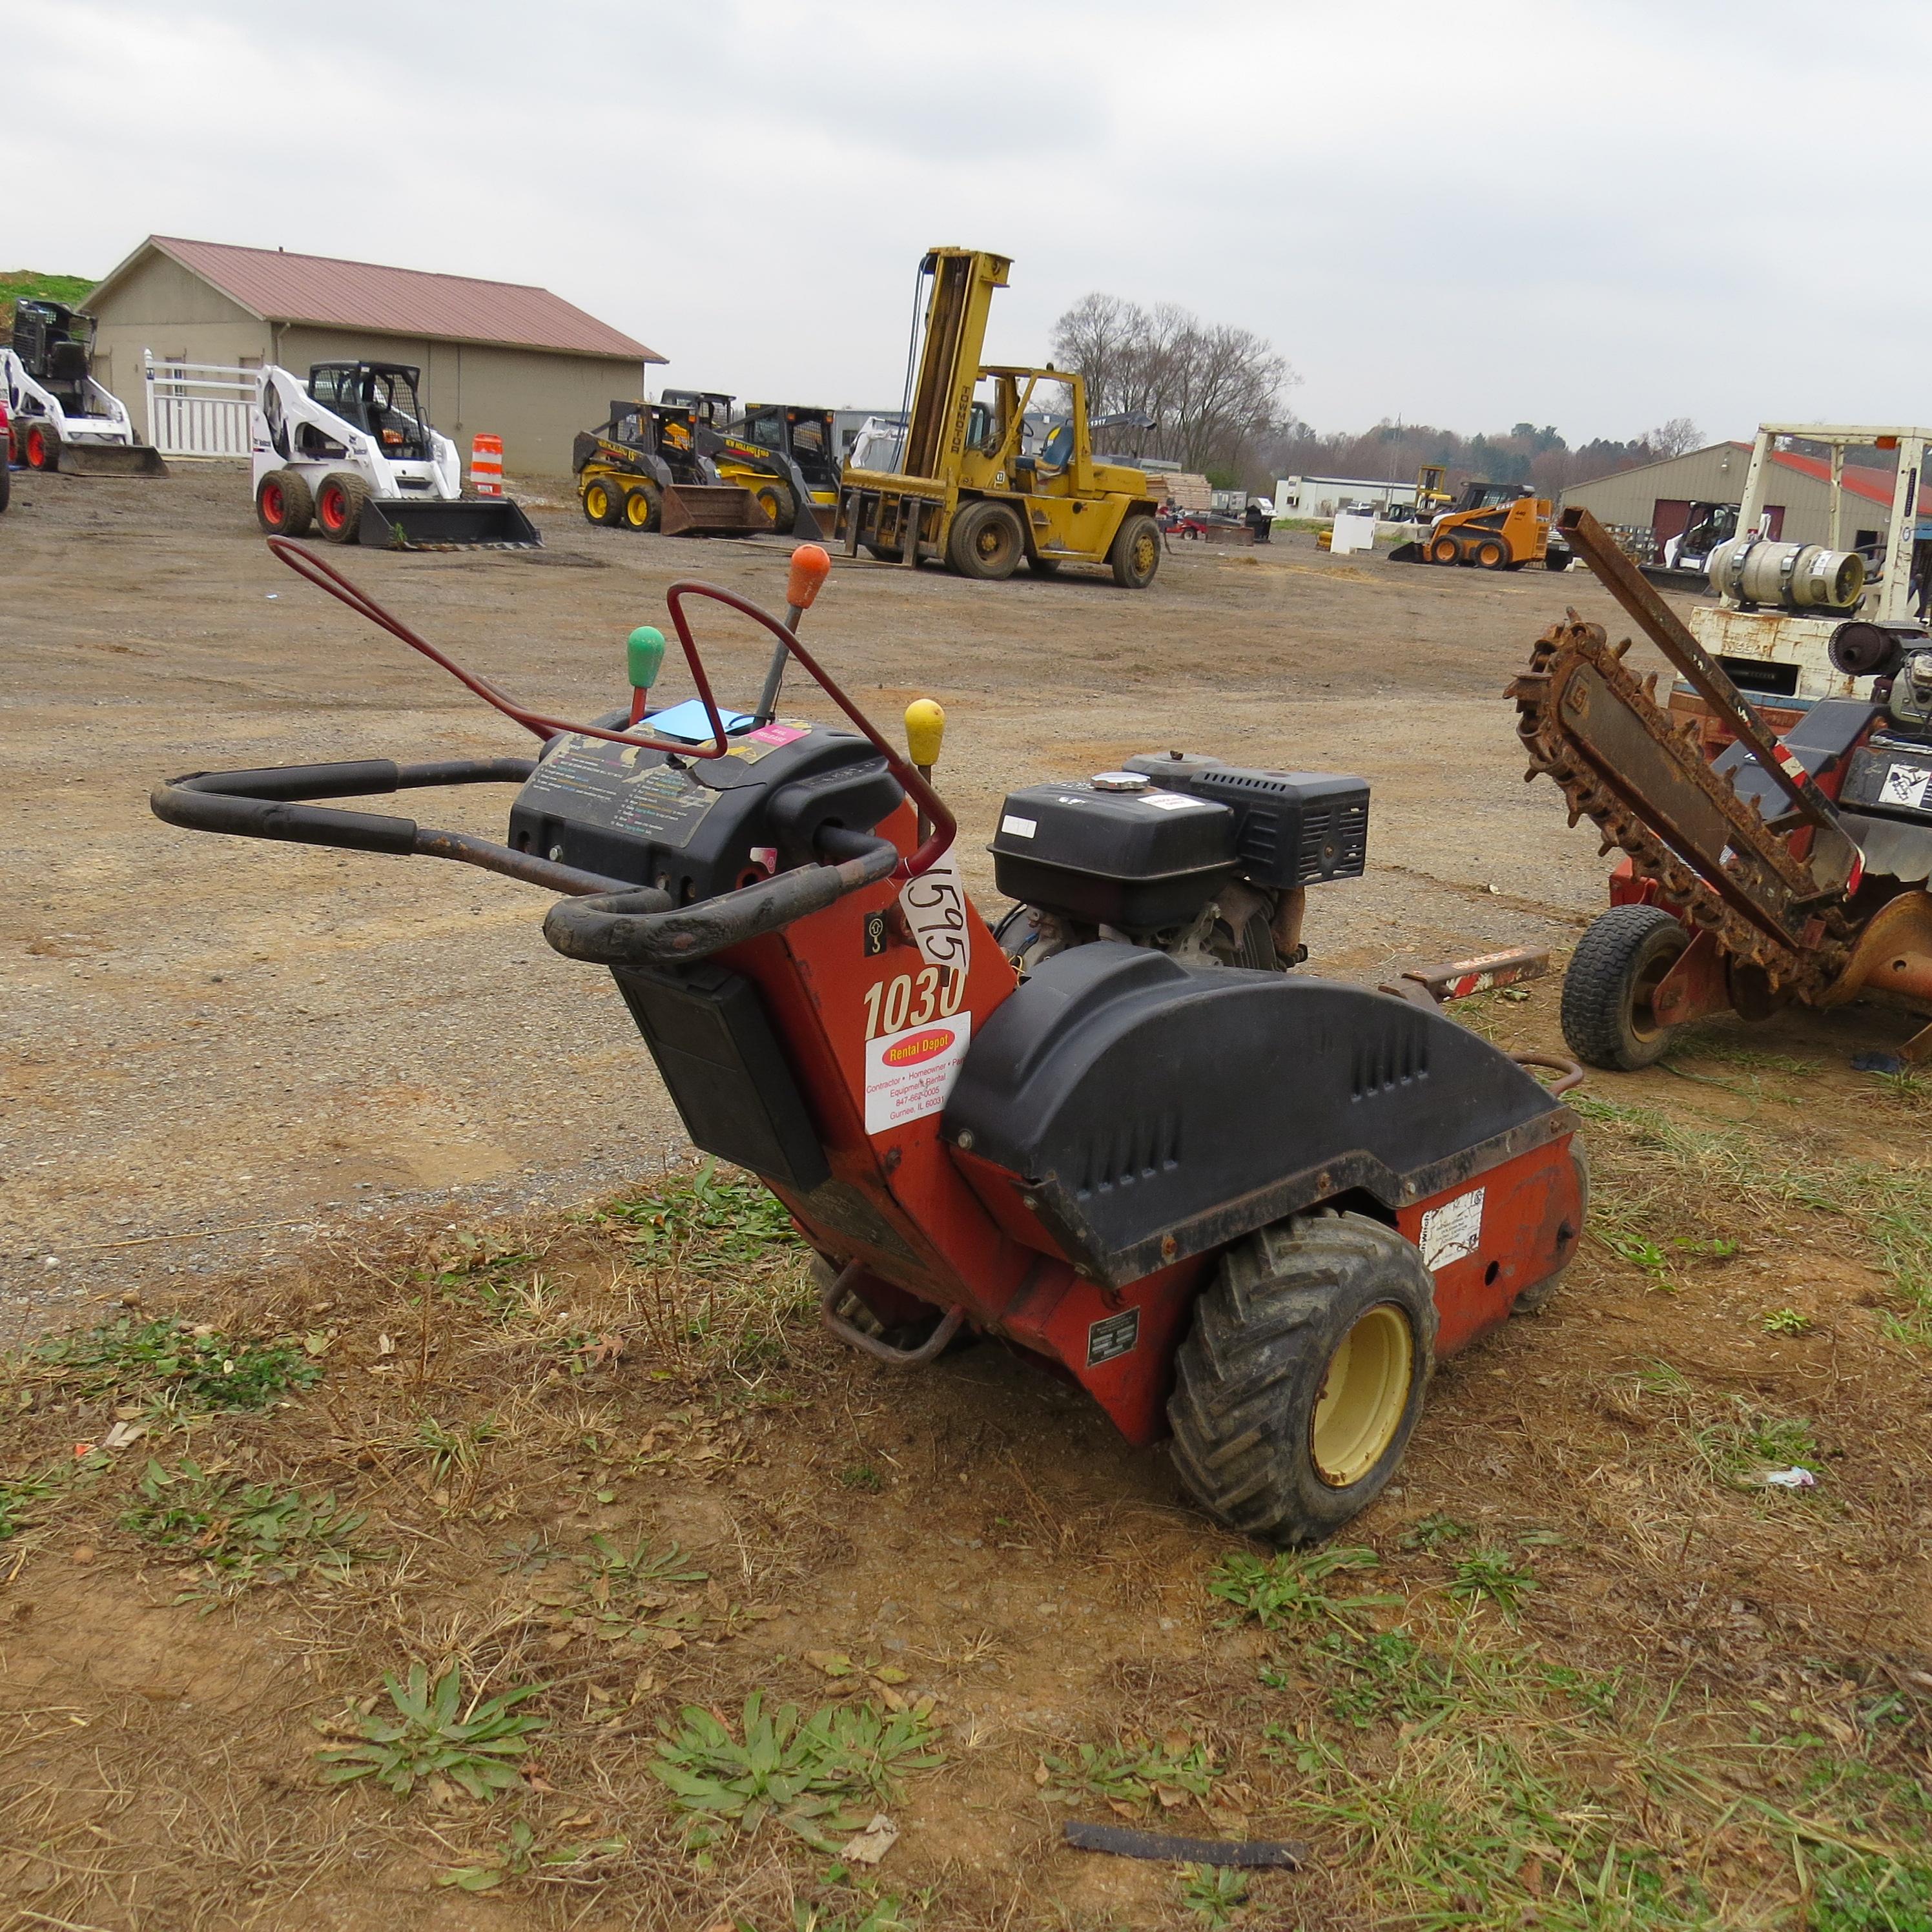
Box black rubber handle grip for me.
[543,827,899,967]
[151,757,539,858]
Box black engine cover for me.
[943,943,1567,1288]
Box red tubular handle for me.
[265,537,732,757]
[664,579,957,877]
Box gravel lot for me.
[1,464,1676,1335]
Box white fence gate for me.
[143,352,255,458]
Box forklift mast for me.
[902,249,1011,482]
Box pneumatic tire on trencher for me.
[1169,1211,1436,1545]
[1559,904,1688,1072]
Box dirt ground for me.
[3,467,1931,1931]
[4,463,1686,1330]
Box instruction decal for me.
[1880,761,1932,810]
[1086,1307,1140,1367]
[1419,1186,1485,1273]
[864,1013,971,1135]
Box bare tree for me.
[1050,293,1292,477]
[1645,417,1702,458]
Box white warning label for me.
[1419,1186,1485,1273]
[863,1014,972,1135]
[1880,762,1932,810]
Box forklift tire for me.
[23,422,58,472]
[315,472,368,544]
[754,482,795,531]
[1511,1146,1588,1316]
[1471,536,1509,570]
[255,468,314,537]
[1426,534,1461,566]
[622,481,661,532]
[1169,1212,1436,1546]
[1559,905,1688,1072]
[1109,513,1162,590]
[949,500,1025,580]
[581,475,624,527]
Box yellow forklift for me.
[835,248,1164,588]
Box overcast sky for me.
[21,1,1932,446]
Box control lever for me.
[905,698,945,842]
[753,544,832,723]
[626,625,666,726]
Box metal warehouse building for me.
[1561,442,1907,551]
[83,235,664,475]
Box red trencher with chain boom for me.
[152,542,1586,1543]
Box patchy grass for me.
[26,1313,322,1413]
[3,1118,1931,1929]
[121,1455,369,1603]
[1206,1545,1397,1634]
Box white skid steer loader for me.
[251,361,539,550]
[3,301,167,476]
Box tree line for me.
[1048,289,1702,497]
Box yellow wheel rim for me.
[1133,534,1156,573]
[586,483,608,519]
[1310,1304,1413,1487]
[626,491,650,528]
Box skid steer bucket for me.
[57,443,169,477]
[659,484,768,538]
[357,496,542,551]
[1385,538,1424,563]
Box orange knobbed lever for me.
[756,544,832,723]
[785,542,831,619]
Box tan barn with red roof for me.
[83,235,665,475]
[1563,439,1927,553]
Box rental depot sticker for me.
[864,1015,972,1135]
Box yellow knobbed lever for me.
[905,699,945,842]
[905,699,945,778]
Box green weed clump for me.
[601,1159,801,1267]
[123,1457,368,1601]
[316,1662,547,1800]
[650,1692,942,1853]
[32,1316,321,1413]
[1207,1545,1397,1634]
[1180,1863,1249,1925]
[1038,1737,1224,1811]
